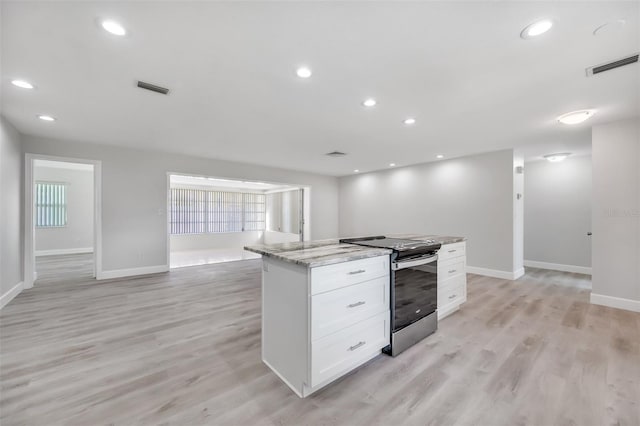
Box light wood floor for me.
[1,254,638,426]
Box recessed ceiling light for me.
[362,98,377,107]
[11,79,34,89]
[296,67,312,78]
[354,169,360,173]
[403,118,416,125]
[521,19,553,39]
[37,115,56,122]
[557,109,596,125]
[436,154,444,159]
[389,163,396,167]
[101,19,127,36]
[544,153,571,162]
[593,19,626,36]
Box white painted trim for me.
[590,293,640,313]
[466,266,523,280]
[0,282,24,309]
[524,260,592,275]
[25,154,102,287]
[36,247,94,256]
[97,265,169,280]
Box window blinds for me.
[170,188,265,234]
[36,182,67,227]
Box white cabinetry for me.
[262,255,390,397]
[437,241,467,319]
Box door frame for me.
[24,153,103,288]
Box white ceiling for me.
[170,174,296,192]
[2,2,638,176]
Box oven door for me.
[391,255,438,332]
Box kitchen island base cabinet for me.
[261,255,390,398]
[437,241,467,320]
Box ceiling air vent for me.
[137,80,170,95]
[586,53,638,76]
[325,151,347,157]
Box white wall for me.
[524,155,592,272]
[339,149,517,275]
[34,166,94,255]
[170,232,263,252]
[513,152,524,276]
[591,118,639,312]
[22,135,339,276]
[264,230,300,245]
[0,116,24,307]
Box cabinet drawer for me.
[311,276,389,340]
[311,255,389,295]
[438,242,466,261]
[438,257,465,281]
[311,311,389,387]
[438,275,466,308]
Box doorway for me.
[167,173,308,268]
[24,155,101,289]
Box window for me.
[170,188,265,234]
[36,182,67,227]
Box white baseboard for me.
[1,282,24,309]
[36,247,94,256]
[466,266,523,281]
[590,293,640,313]
[524,260,591,275]
[98,265,169,280]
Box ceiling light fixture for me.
[354,169,360,173]
[521,19,553,39]
[11,79,34,89]
[296,67,312,78]
[403,118,416,125]
[389,163,396,167]
[37,115,56,122]
[362,98,377,107]
[544,153,571,162]
[436,154,444,159]
[557,109,596,125]
[101,19,127,36]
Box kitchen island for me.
[245,235,466,397]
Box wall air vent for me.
[586,53,638,76]
[137,80,170,95]
[325,151,347,157]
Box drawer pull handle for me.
[449,294,457,300]
[448,269,457,274]
[348,341,366,351]
[448,249,456,253]
[347,301,366,308]
[348,269,366,275]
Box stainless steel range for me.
[340,236,441,356]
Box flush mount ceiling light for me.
[11,79,34,89]
[593,19,626,36]
[403,117,416,125]
[521,19,553,39]
[101,19,127,36]
[353,169,360,173]
[557,109,596,125]
[362,98,377,107]
[389,163,396,167]
[37,115,56,122]
[544,153,571,162]
[296,67,312,78]
[436,154,444,159]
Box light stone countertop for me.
[244,239,392,268]
[245,234,465,268]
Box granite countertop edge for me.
[245,235,465,268]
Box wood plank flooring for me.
[1,254,639,425]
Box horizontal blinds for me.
[170,188,265,235]
[35,182,67,227]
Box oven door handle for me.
[392,255,437,270]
